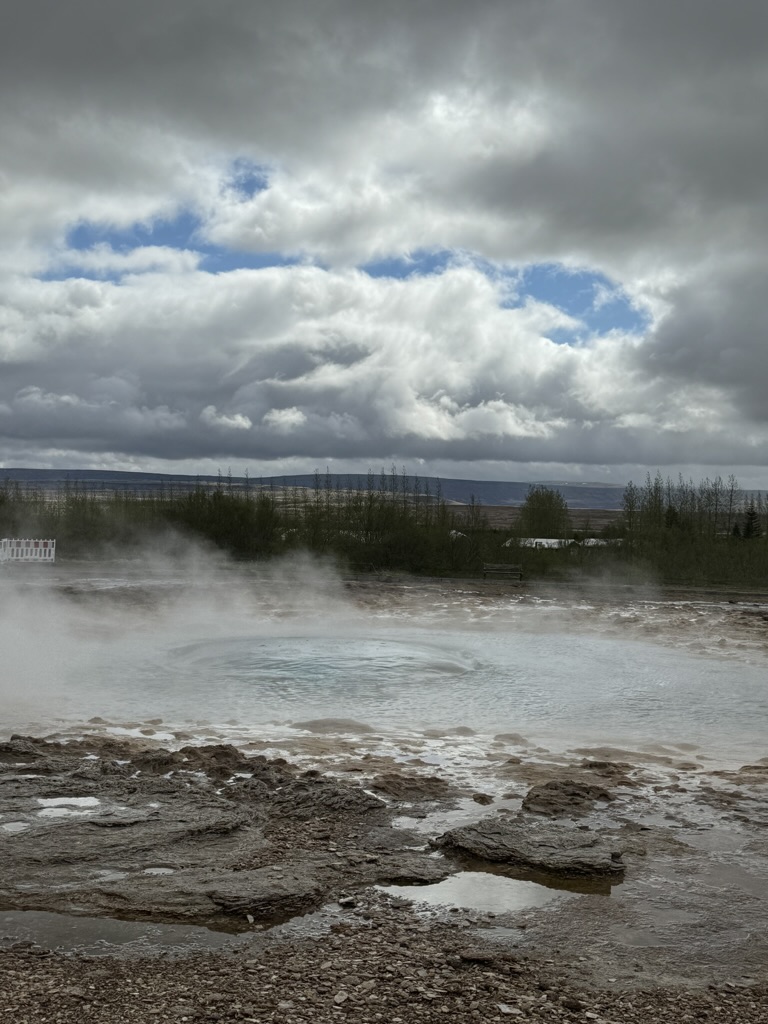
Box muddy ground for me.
[2,731,767,1023]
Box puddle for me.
[91,870,129,883]
[37,797,100,808]
[393,795,522,835]
[261,904,346,941]
[0,910,249,956]
[641,908,700,925]
[0,901,350,957]
[613,927,671,948]
[380,870,582,914]
[378,853,621,915]
[33,796,101,819]
[0,822,30,834]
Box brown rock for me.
[522,779,615,816]
[369,772,452,801]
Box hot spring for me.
[2,560,766,771]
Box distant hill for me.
[0,468,626,510]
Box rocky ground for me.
[1,733,768,1022]
[2,903,767,1024]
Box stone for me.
[369,772,453,801]
[562,997,586,1011]
[521,779,615,817]
[434,816,625,876]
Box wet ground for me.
[1,568,767,1019]
[1,727,767,992]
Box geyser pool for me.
[54,624,768,764]
[2,564,767,766]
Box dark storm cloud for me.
[638,260,768,422]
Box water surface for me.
[2,564,767,765]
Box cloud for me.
[49,244,201,278]
[0,261,763,473]
[262,407,308,433]
[0,2,766,480]
[200,405,253,431]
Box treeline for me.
[612,472,768,585]
[0,471,495,576]
[0,469,766,586]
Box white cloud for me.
[200,405,253,431]
[50,244,201,277]
[0,1,766,480]
[262,407,308,433]
[0,260,762,473]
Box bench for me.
[483,563,523,582]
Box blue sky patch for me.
[360,249,455,279]
[49,216,649,342]
[45,157,278,280]
[511,263,649,339]
[360,252,649,339]
[200,248,299,273]
[49,206,299,281]
[66,209,202,255]
[227,159,270,198]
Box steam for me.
[0,578,96,731]
[1,542,766,771]
[0,536,358,736]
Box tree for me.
[640,471,665,532]
[622,480,639,545]
[519,485,570,539]
[743,499,762,539]
[725,474,740,535]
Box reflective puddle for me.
[380,871,571,913]
[0,910,248,955]
[378,861,616,914]
[0,901,353,957]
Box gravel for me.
[2,900,766,1024]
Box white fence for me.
[0,538,56,563]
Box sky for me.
[1,1,767,487]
